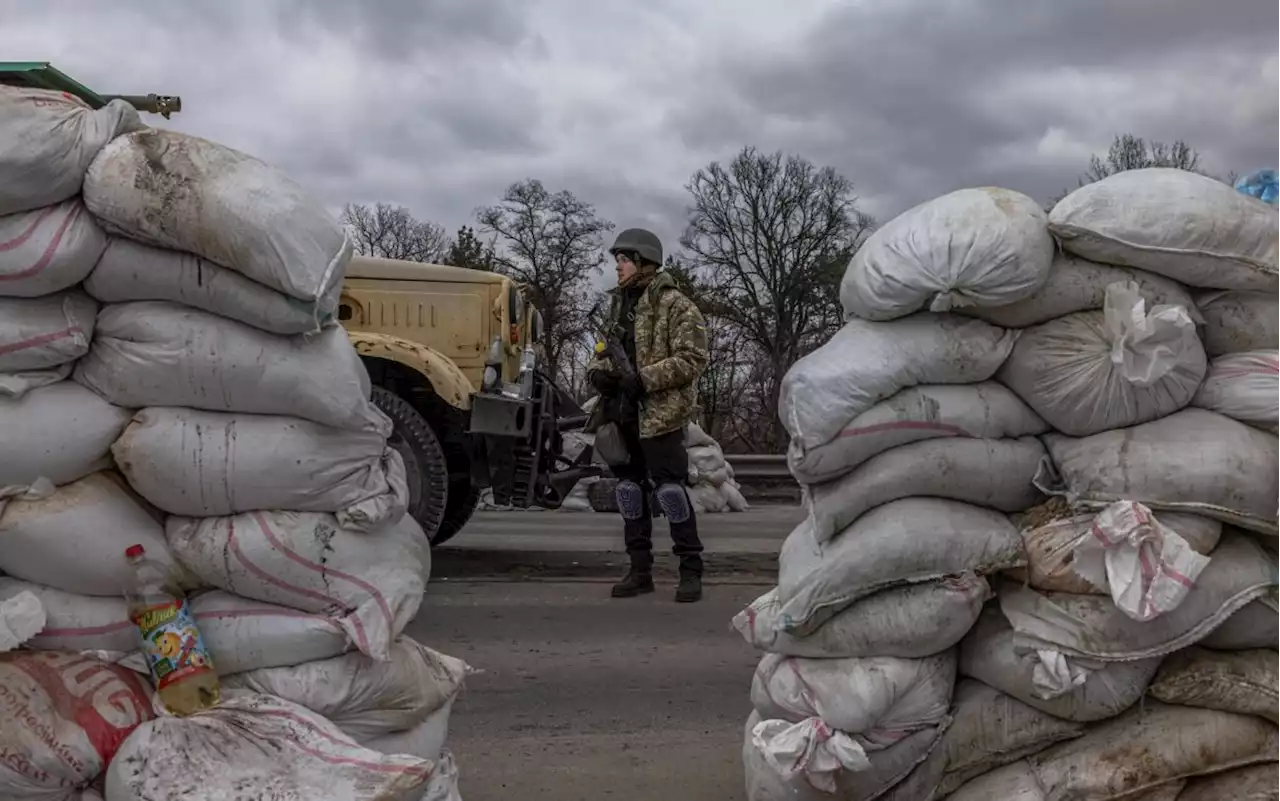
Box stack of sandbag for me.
[0,97,467,800]
[936,167,1280,799]
[683,421,750,513]
[738,187,1060,800]
[739,172,1280,799]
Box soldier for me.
[586,228,710,602]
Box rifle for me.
[590,312,639,465]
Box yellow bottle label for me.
[132,599,216,691]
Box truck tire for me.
[371,387,450,544]
[435,484,479,546]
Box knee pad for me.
[655,483,692,524]
[615,480,646,520]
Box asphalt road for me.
[405,506,802,801]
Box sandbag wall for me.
[0,85,467,801]
[736,169,1279,800]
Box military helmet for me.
[609,228,663,267]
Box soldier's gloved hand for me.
[590,369,621,395]
[619,373,645,399]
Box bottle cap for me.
[125,544,145,558]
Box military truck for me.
[1,62,603,546]
[340,256,600,545]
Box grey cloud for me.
[2,0,1274,255]
[668,0,1278,217]
[277,0,533,56]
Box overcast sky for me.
[4,1,1276,277]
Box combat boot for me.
[675,556,703,603]
[611,569,655,598]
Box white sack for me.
[687,483,729,514]
[76,302,387,432]
[787,382,1047,484]
[1177,764,1278,801]
[776,498,1023,635]
[84,129,352,307]
[1068,500,1214,622]
[1149,647,1278,723]
[1196,290,1279,356]
[419,750,463,801]
[1048,168,1280,291]
[0,472,172,597]
[0,364,71,398]
[948,701,1279,801]
[841,187,1053,321]
[1011,499,1221,595]
[744,710,947,801]
[752,651,955,742]
[723,481,750,512]
[999,532,1276,662]
[807,437,1046,543]
[364,699,455,761]
[1039,701,1280,793]
[167,510,428,662]
[960,255,1201,328]
[0,590,44,653]
[684,421,716,447]
[0,651,154,801]
[0,199,107,297]
[0,290,96,371]
[1041,408,1279,535]
[733,575,989,659]
[222,638,468,740]
[958,607,1161,722]
[103,694,436,801]
[997,281,1207,436]
[1192,350,1278,429]
[0,381,133,487]
[0,581,353,674]
[84,238,337,334]
[0,86,143,216]
[880,680,1086,801]
[1200,595,1279,650]
[113,407,407,531]
[780,314,1018,451]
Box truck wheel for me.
[371,387,450,543]
[433,483,479,546]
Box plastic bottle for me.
[124,544,221,715]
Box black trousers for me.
[608,423,704,574]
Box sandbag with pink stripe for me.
[787,382,1047,485]
[0,199,108,297]
[1192,350,1278,430]
[165,511,430,662]
[0,85,143,216]
[0,580,352,675]
[0,290,96,372]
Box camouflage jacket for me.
[589,271,709,439]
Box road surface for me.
[406,506,803,801]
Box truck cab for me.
[340,256,548,545]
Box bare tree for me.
[679,147,875,450]
[342,202,450,263]
[1083,134,1203,183]
[477,179,614,383]
[1051,134,1214,206]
